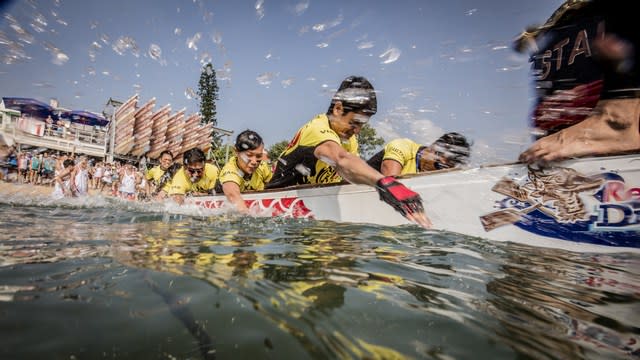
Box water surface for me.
[0,196,638,359]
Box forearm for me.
[520,98,640,162]
[335,152,383,186]
[223,183,248,212]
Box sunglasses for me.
[351,113,370,124]
[187,167,203,175]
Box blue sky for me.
[0,0,564,163]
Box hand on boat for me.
[375,176,432,228]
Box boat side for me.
[187,154,640,253]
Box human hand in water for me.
[376,176,432,229]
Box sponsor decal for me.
[480,167,639,248]
[194,197,314,218]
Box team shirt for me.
[166,163,219,195]
[367,138,425,176]
[216,156,272,192]
[529,1,639,137]
[267,114,359,188]
[145,165,166,183]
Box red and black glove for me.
[375,176,424,217]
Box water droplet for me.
[148,44,162,61]
[256,72,277,87]
[184,88,197,100]
[255,0,265,19]
[186,32,201,51]
[379,47,401,64]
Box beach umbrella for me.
[1,97,53,119]
[60,110,108,127]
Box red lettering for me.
[603,181,640,202]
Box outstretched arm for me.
[222,182,249,213]
[314,141,432,228]
[519,98,640,163]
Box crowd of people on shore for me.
[0,147,148,199]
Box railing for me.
[1,118,108,157]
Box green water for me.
[0,199,637,359]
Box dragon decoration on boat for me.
[481,166,639,247]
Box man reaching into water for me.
[516,0,639,164]
[267,75,431,228]
[156,148,219,204]
[367,132,471,177]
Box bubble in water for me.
[99,33,110,45]
[379,47,401,64]
[174,28,182,35]
[86,66,96,75]
[185,88,197,100]
[148,44,162,60]
[465,8,478,16]
[316,43,329,48]
[90,21,98,30]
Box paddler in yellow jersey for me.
[267,75,431,228]
[157,147,219,204]
[145,150,173,197]
[367,132,471,176]
[215,130,272,213]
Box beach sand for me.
[0,181,102,198]
[0,181,53,197]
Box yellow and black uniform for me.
[145,165,165,184]
[166,163,219,195]
[266,114,358,188]
[367,138,426,176]
[215,156,272,193]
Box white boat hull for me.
[187,154,640,253]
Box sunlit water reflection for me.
[0,194,637,359]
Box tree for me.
[357,124,385,159]
[197,62,221,147]
[267,140,289,161]
[207,144,233,168]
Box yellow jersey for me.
[267,114,358,188]
[369,138,424,175]
[217,156,273,192]
[145,165,165,183]
[166,163,219,195]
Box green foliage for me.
[207,144,233,168]
[197,63,221,147]
[358,123,385,159]
[267,140,289,161]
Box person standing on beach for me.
[215,130,272,213]
[267,75,431,228]
[51,159,75,199]
[70,156,89,196]
[367,132,471,177]
[516,0,640,163]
